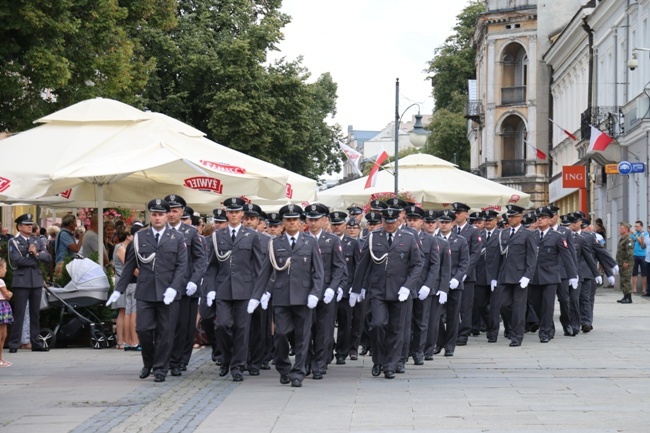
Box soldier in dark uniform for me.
[529,207,576,343]
[474,210,501,342]
[350,208,422,379]
[347,206,364,225]
[250,204,324,388]
[7,213,52,353]
[164,195,206,377]
[304,204,346,379]
[433,210,469,357]
[492,205,538,347]
[108,199,188,382]
[330,212,362,363]
[203,197,263,382]
[569,213,601,333]
[452,203,483,347]
[361,200,388,239]
[616,222,634,303]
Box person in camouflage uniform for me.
[616,222,634,304]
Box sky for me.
[269,0,470,132]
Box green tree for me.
[0,0,176,132]
[422,109,470,171]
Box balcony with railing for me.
[464,100,483,123]
[501,159,525,177]
[501,86,526,106]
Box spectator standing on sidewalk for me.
[630,221,647,294]
[616,222,634,304]
[644,224,650,297]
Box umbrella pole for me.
[97,184,104,268]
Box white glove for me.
[206,291,216,307]
[336,288,344,302]
[490,280,497,292]
[418,286,430,300]
[349,292,362,307]
[307,294,319,309]
[449,278,459,290]
[613,265,620,275]
[261,292,271,310]
[398,287,410,302]
[106,291,121,306]
[595,276,603,285]
[437,291,448,304]
[360,288,367,300]
[569,278,579,289]
[163,288,177,305]
[247,299,260,314]
[323,288,335,304]
[185,281,197,296]
[519,277,529,289]
[608,275,615,286]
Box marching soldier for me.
[350,208,423,379]
[616,222,634,303]
[164,195,207,377]
[491,205,537,347]
[570,213,602,333]
[249,204,324,388]
[108,199,188,382]
[7,213,52,353]
[474,210,501,342]
[204,197,263,382]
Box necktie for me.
[511,228,515,237]
[457,226,461,235]
[155,233,160,244]
[540,231,544,242]
[290,237,296,249]
[231,229,236,242]
[388,233,393,246]
[486,231,491,242]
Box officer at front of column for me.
[108,199,188,383]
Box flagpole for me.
[394,78,400,196]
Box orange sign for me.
[605,164,619,174]
[562,165,586,189]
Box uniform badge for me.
[477,236,482,242]
[338,245,342,252]
[562,239,568,248]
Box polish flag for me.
[549,118,578,141]
[364,150,389,189]
[587,126,613,152]
[525,141,547,160]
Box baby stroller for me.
[39,258,116,349]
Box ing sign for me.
[562,166,586,189]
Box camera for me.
[628,55,638,71]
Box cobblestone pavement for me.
[1,287,649,432]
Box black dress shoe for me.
[154,373,166,383]
[312,371,323,380]
[335,357,346,365]
[289,347,295,356]
[540,337,549,343]
[290,378,302,388]
[581,324,593,333]
[471,330,480,336]
[349,351,358,361]
[509,341,521,347]
[139,367,152,379]
[359,346,369,356]
[433,346,442,355]
[248,368,260,376]
[219,364,230,377]
[371,364,381,377]
[180,364,187,371]
[487,338,497,343]
[529,324,539,333]
[456,339,467,346]
[260,362,271,370]
[305,364,311,376]
[504,331,511,339]
[572,328,580,336]
[444,350,454,357]
[31,346,49,352]
[396,363,405,373]
[232,373,244,382]
[170,367,182,376]
[424,355,434,361]
[9,348,17,353]
[413,358,424,366]
[280,374,290,384]
[384,371,395,379]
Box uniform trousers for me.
[335,299,353,359]
[198,296,218,361]
[136,299,179,376]
[528,284,557,340]
[457,281,475,343]
[398,295,414,364]
[436,286,463,352]
[556,279,572,334]
[580,278,597,327]
[308,299,337,374]
[350,296,369,355]
[370,297,407,373]
[274,305,312,381]
[473,284,491,334]
[485,285,503,341]
[215,299,251,376]
[248,303,272,370]
[499,284,528,345]
[424,294,445,356]
[170,295,199,368]
[409,295,432,360]
[8,287,43,349]
[569,280,583,331]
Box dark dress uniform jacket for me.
[417,232,441,294]
[532,230,577,285]
[352,229,423,300]
[494,227,538,284]
[253,233,324,306]
[457,224,482,282]
[573,232,599,281]
[9,236,51,287]
[117,228,188,302]
[441,233,470,285]
[476,229,500,286]
[584,231,617,276]
[177,223,207,297]
[554,225,579,280]
[340,235,362,297]
[432,236,452,294]
[317,231,347,294]
[204,226,263,301]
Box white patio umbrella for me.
[318,153,530,211]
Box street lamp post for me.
[394,78,430,195]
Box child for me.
[0,258,14,366]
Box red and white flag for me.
[525,140,547,160]
[364,149,389,189]
[587,125,613,153]
[549,118,578,141]
[338,142,363,176]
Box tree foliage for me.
[423,0,485,170]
